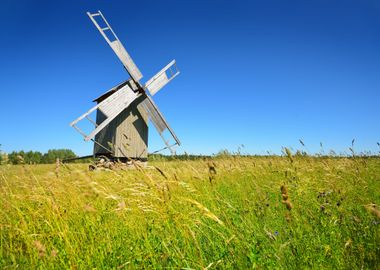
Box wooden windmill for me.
[70,11,180,161]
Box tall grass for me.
[0,156,379,269]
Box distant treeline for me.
[1,148,379,165]
[1,149,76,165]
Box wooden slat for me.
[110,40,143,82]
[145,60,179,96]
[87,11,143,83]
[140,95,180,146]
[85,87,139,141]
[94,95,148,158]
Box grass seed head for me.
[365,204,380,219]
[280,185,288,195]
[51,249,58,258]
[284,148,293,163]
[345,239,352,249]
[282,200,293,210]
[33,240,46,258]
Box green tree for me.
[8,151,25,164]
[42,149,76,163]
[7,149,76,164]
[25,151,43,164]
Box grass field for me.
[1,155,379,269]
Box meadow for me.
[0,154,379,269]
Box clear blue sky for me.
[0,0,379,156]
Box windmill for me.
[70,11,180,162]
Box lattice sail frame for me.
[70,84,140,142]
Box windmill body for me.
[93,81,149,160]
[70,11,180,160]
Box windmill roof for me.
[92,80,130,103]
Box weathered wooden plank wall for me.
[94,95,148,159]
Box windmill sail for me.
[145,60,180,96]
[70,85,140,142]
[87,11,143,83]
[139,94,181,149]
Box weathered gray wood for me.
[70,102,100,126]
[70,84,140,142]
[86,116,98,127]
[145,60,180,96]
[92,80,129,102]
[140,97,166,133]
[85,86,139,141]
[109,40,143,82]
[87,11,143,83]
[94,95,148,159]
[140,95,180,146]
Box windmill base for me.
[89,154,148,171]
[94,153,147,163]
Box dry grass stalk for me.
[33,240,46,258]
[154,166,168,179]
[208,161,217,184]
[345,239,352,249]
[17,155,25,164]
[84,204,97,213]
[186,198,224,226]
[51,249,58,258]
[284,148,293,163]
[365,204,380,219]
[281,184,293,211]
[55,158,60,178]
